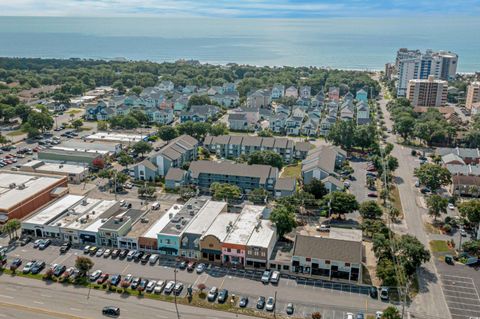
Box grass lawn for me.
[429,240,453,253]
[281,163,301,178]
[66,108,83,114]
[390,185,404,219]
[6,130,25,136]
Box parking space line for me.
[33,301,44,305]
[447,300,480,308]
[0,295,13,300]
[442,284,477,291]
[442,274,474,280]
[443,291,479,299]
[448,306,480,316]
[444,294,480,302]
[442,280,476,288]
[121,264,129,274]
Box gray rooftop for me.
[100,209,145,231]
[158,197,209,236]
[293,234,362,264]
[152,134,198,161]
[165,168,186,181]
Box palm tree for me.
[5,219,20,239]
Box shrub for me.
[312,312,322,319]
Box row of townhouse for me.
[302,145,347,191]
[165,160,297,198]
[203,134,314,163]
[133,135,199,181]
[179,104,221,123]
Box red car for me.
[366,166,377,172]
[4,160,12,165]
[367,192,378,198]
[4,154,12,159]
[97,273,109,284]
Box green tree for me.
[138,185,156,198]
[248,188,268,204]
[327,120,356,151]
[177,121,211,140]
[188,95,212,106]
[15,104,31,123]
[247,150,284,169]
[394,115,416,141]
[425,195,448,221]
[210,182,241,201]
[209,123,229,136]
[0,133,11,146]
[75,256,94,277]
[129,110,149,125]
[397,234,430,276]
[130,86,143,96]
[270,205,297,238]
[0,105,16,123]
[97,121,108,131]
[458,200,480,229]
[72,119,83,131]
[157,126,178,141]
[258,129,274,137]
[382,307,401,319]
[461,240,480,256]
[359,200,383,220]
[117,151,134,168]
[303,178,328,199]
[414,163,452,191]
[132,141,153,157]
[353,124,377,151]
[376,258,398,286]
[325,191,359,216]
[25,110,54,132]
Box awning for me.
[158,247,178,253]
[201,249,221,255]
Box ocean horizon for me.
[0,16,479,72]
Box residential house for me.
[312,91,325,107]
[180,104,220,123]
[275,104,290,116]
[328,87,340,101]
[356,89,368,103]
[271,84,285,99]
[145,107,174,125]
[302,145,347,184]
[228,113,253,131]
[436,147,480,165]
[223,82,237,94]
[210,92,239,108]
[259,108,273,121]
[300,86,311,99]
[247,89,271,108]
[356,101,370,125]
[294,142,315,160]
[340,105,354,121]
[301,118,319,136]
[286,116,303,136]
[133,159,158,182]
[285,86,298,98]
[182,85,197,94]
[319,116,337,136]
[344,92,354,102]
[269,113,288,133]
[274,178,297,198]
[173,95,189,112]
[158,80,174,92]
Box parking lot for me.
[5,243,389,317]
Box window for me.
[209,243,213,248]
[306,257,311,262]
[237,249,241,254]
[345,263,350,267]
[227,248,231,253]
[325,260,330,264]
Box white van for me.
[151,202,160,210]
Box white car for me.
[89,270,102,281]
[376,311,383,319]
[103,249,112,258]
[261,270,271,284]
[346,313,355,319]
[265,296,275,311]
[95,248,105,257]
[22,261,35,273]
[146,280,157,293]
[270,271,280,284]
[149,254,159,265]
[448,203,455,210]
[164,281,175,294]
[154,280,166,294]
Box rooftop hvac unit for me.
[141,217,149,223]
[189,210,195,216]
[187,204,192,209]
[181,219,187,225]
[175,224,181,230]
[81,199,88,206]
[17,183,26,190]
[169,213,173,219]
[9,183,16,189]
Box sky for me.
[1,0,479,18]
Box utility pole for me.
[174,260,180,319]
[273,290,277,319]
[114,171,117,200]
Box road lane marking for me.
[0,301,86,319]
[34,301,44,305]
[69,308,81,311]
[41,294,52,298]
[0,295,13,299]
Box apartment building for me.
[466,82,480,110]
[407,75,448,107]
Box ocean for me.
[0,16,479,72]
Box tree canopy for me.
[270,205,297,238]
[247,150,284,169]
[414,163,451,191]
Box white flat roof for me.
[23,195,84,225]
[86,132,146,143]
[23,160,87,174]
[51,146,109,155]
[202,213,239,241]
[184,201,227,235]
[142,204,184,239]
[329,227,363,242]
[0,172,63,211]
[247,220,275,248]
[224,205,265,245]
[66,199,118,231]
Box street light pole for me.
[174,260,180,319]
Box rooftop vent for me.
[187,204,192,209]
[189,210,195,216]
[141,217,149,223]
[81,199,88,206]
[17,183,26,190]
[175,224,181,230]
[9,183,16,189]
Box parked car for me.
[133,251,145,262]
[119,249,129,259]
[174,282,184,295]
[97,273,109,284]
[448,203,455,210]
[33,239,43,248]
[267,271,279,285]
[346,313,355,319]
[357,313,365,319]
[83,245,91,254]
[286,303,294,315]
[420,187,431,194]
[39,239,51,250]
[369,286,378,299]
[89,246,98,255]
[164,281,175,294]
[154,280,166,294]
[96,248,105,257]
[103,249,112,258]
[111,249,120,258]
[218,289,228,303]
[10,258,22,268]
[89,270,103,281]
[460,229,467,237]
[376,311,383,319]
[109,274,121,286]
[207,287,218,302]
[60,242,71,253]
[146,280,157,293]
[261,270,271,284]
[187,261,196,272]
[140,253,151,264]
[19,237,31,246]
[256,296,266,309]
[367,192,378,198]
[178,261,187,270]
[22,260,36,273]
[130,277,141,290]
[316,224,330,232]
[196,263,206,274]
[380,287,389,301]
[102,306,120,317]
[122,274,133,286]
[62,267,76,279]
[31,261,46,274]
[239,296,248,307]
[149,254,159,265]
[126,250,137,261]
[54,264,67,277]
[265,296,275,311]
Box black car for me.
[118,249,129,259]
[10,258,22,268]
[369,286,378,299]
[31,261,46,274]
[256,296,266,309]
[239,296,249,308]
[178,261,187,270]
[133,251,144,262]
[19,237,31,246]
[60,242,71,253]
[130,277,141,290]
[102,306,120,317]
[218,289,228,303]
[54,265,66,277]
[111,249,120,259]
[139,278,149,290]
[140,253,151,264]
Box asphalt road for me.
[377,85,451,319]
